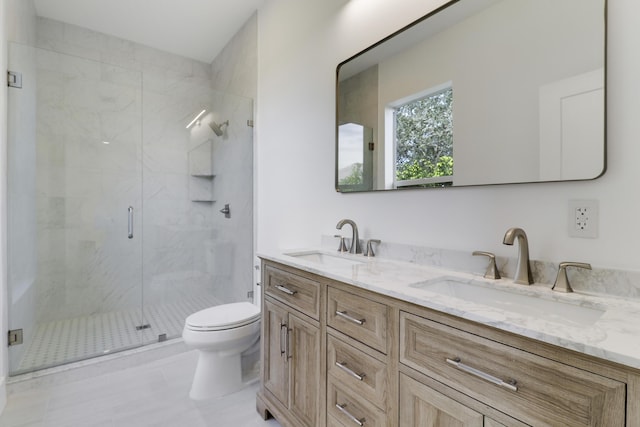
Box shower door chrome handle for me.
[127,207,134,239]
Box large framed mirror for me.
[336,0,606,192]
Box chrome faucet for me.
[336,219,362,254]
[502,227,533,285]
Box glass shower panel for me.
[7,43,144,375]
[207,92,254,305]
[141,88,254,344]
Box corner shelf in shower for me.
[188,140,215,202]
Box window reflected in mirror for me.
[337,123,373,192]
[392,85,453,189]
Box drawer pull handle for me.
[335,361,365,381]
[335,403,365,426]
[446,357,518,392]
[275,284,297,295]
[336,310,365,325]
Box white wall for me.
[257,0,640,272]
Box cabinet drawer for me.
[327,335,388,410]
[400,312,625,427]
[328,379,386,427]
[327,287,388,353]
[264,264,320,319]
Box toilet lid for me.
[185,302,260,331]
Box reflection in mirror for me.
[394,83,453,188]
[336,0,606,192]
[337,123,373,191]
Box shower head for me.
[209,120,229,137]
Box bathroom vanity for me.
[256,250,640,426]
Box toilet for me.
[182,302,261,400]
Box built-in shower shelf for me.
[188,140,215,201]
[189,175,215,202]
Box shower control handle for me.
[219,204,231,218]
[127,207,133,239]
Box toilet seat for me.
[186,302,260,332]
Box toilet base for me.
[189,350,246,400]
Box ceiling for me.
[33,0,263,64]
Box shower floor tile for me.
[15,294,222,373]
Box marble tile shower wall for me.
[209,14,257,302]
[32,18,222,322]
[207,94,254,304]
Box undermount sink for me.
[286,251,365,268]
[410,276,605,327]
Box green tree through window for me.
[395,88,453,183]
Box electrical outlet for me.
[568,200,598,238]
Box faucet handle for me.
[334,235,348,253]
[364,239,381,257]
[472,251,501,279]
[552,262,592,293]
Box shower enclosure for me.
[6,41,254,375]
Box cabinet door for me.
[289,312,320,427]
[484,418,507,427]
[263,299,289,406]
[399,374,483,427]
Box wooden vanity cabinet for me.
[257,263,324,427]
[257,259,640,427]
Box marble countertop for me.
[259,248,640,371]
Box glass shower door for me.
[140,88,255,345]
[7,43,144,375]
